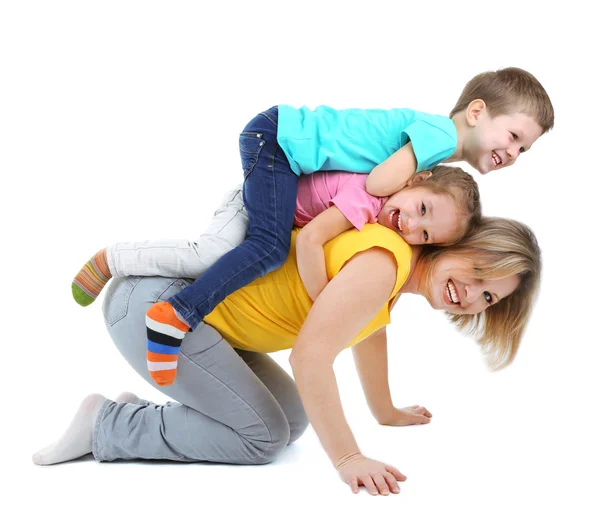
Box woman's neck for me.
[399,245,424,295]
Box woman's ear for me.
[406,170,433,187]
[466,99,487,127]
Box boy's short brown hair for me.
[449,67,554,134]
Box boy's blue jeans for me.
[169,106,299,329]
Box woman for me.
[33,191,541,497]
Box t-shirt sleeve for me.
[329,176,386,230]
[401,116,457,172]
[323,224,413,346]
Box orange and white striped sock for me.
[146,301,190,386]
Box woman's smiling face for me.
[425,256,520,315]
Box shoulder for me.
[324,224,412,291]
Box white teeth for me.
[492,151,501,166]
[446,280,459,304]
[388,210,402,231]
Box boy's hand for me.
[337,453,406,495]
[381,405,432,426]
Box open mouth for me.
[492,151,502,167]
[388,210,403,232]
[446,279,460,304]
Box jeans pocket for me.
[103,277,141,326]
[239,131,265,179]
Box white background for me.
[2,1,599,515]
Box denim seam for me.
[178,339,279,462]
[259,109,278,128]
[211,208,246,240]
[92,399,112,461]
[154,279,183,303]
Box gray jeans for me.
[94,275,309,464]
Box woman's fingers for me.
[407,405,433,419]
[420,406,433,418]
[384,472,401,494]
[385,464,407,482]
[373,473,390,495]
[361,476,379,496]
[414,414,431,424]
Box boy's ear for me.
[466,99,487,127]
[406,170,433,187]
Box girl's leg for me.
[146,107,298,386]
[71,187,248,306]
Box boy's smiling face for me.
[463,107,544,175]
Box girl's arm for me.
[296,206,354,301]
[289,247,405,495]
[365,142,417,197]
[352,328,432,426]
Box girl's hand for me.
[336,453,407,495]
[382,405,432,426]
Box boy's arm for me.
[296,206,354,301]
[352,327,432,426]
[365,142,418,197]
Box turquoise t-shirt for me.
[277,104,457,176]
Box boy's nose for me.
[507,145,521,161]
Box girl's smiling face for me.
[377,186,460,245]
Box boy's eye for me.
[484,291,493,304]
[421,202,426,216]
[423,230,429,242]
[519,146,525,153]
[510,132,518,139]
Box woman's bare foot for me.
[32,393,107,465]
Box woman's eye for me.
[423,230,429,242]
[421,202,426,216]
[484,291,493,304]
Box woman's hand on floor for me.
[380,405,432,426]
[336,453,406,495]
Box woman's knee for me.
[288,411,310,445]
[246,413,291,465]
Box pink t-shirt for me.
[294,171,388,230]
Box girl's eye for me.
[484,291,493,304]
[423,230,429,242]
[519,146,525,153]
[511,132,518,139]
[421,203,426,216]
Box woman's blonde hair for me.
[419,217,542,370]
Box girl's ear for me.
[406,170,433,187]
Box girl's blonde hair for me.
[419,217,542,370]
[416,165,481,245]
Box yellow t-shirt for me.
[204,224,412,353]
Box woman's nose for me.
[464,283,484,303]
